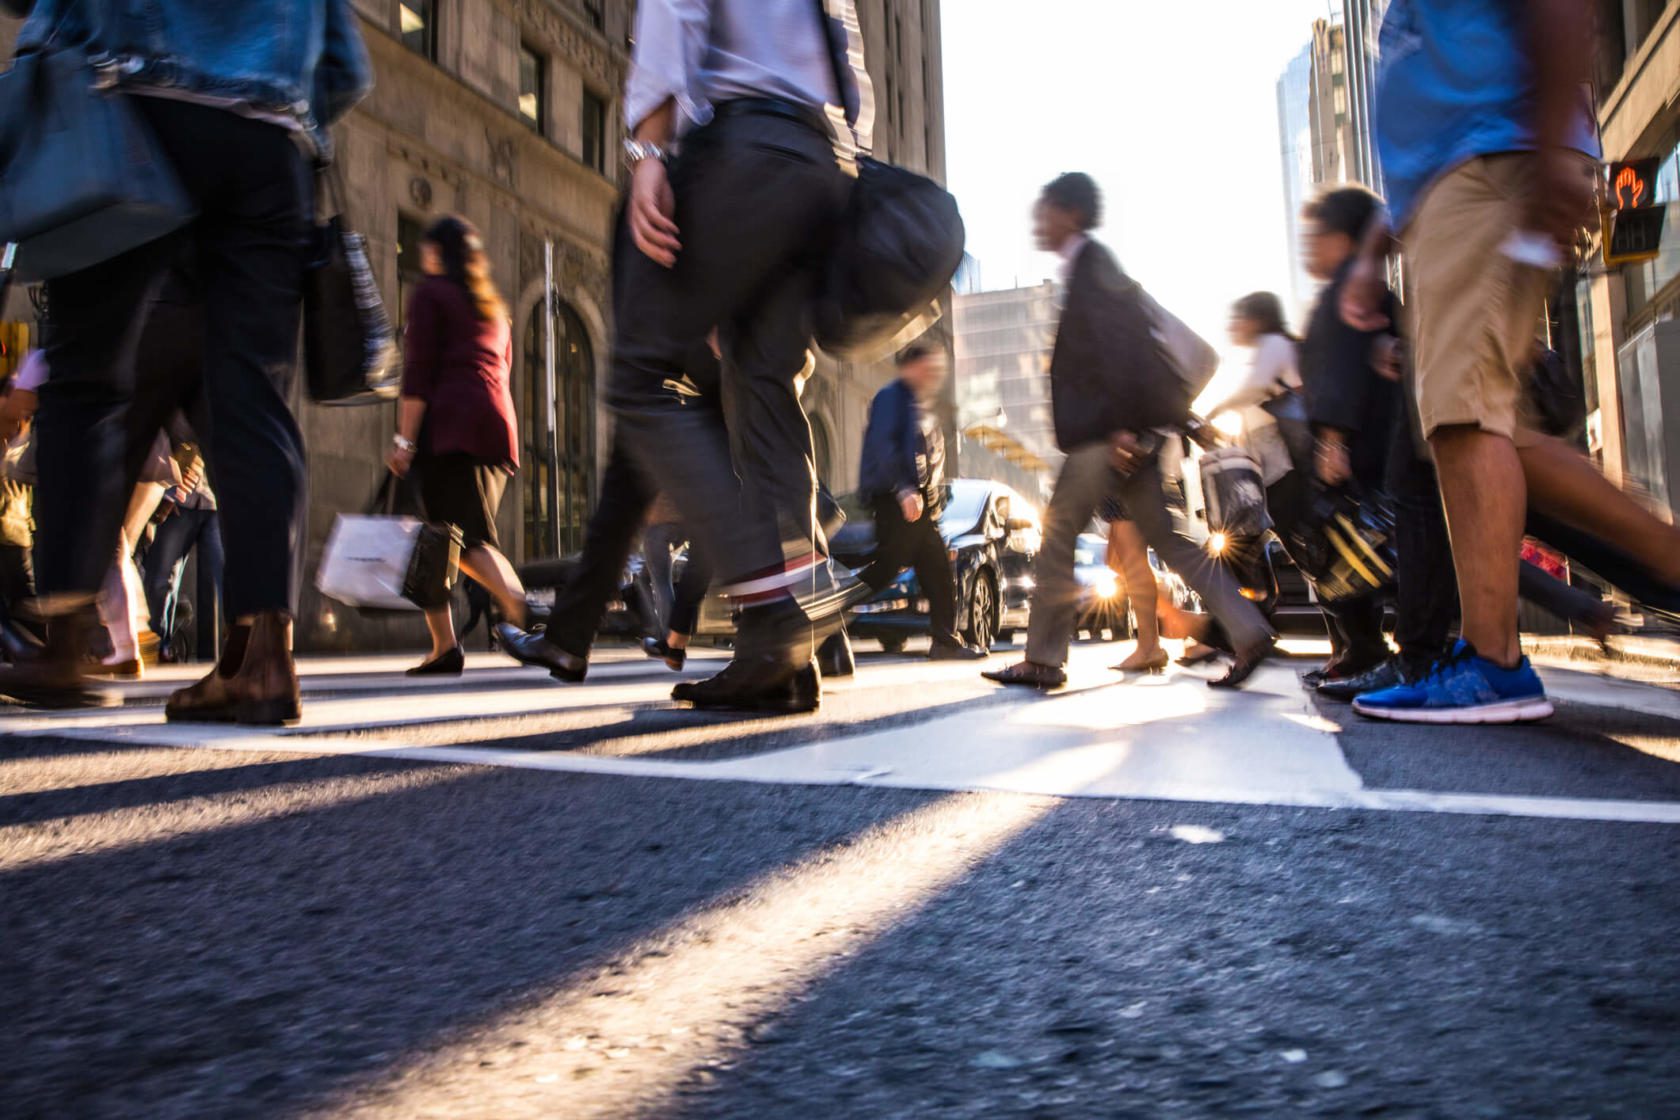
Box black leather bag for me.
[1261,387,1315,473]
[303,167,402,406]
[812,158,966,361]
[0,21,196,281]
[807,0,964,361]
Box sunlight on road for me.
[325,792,1057,1120]
[0,764,472,872]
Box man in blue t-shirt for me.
[1344,0,1680,725]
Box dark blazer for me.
[402,277,519,468]
[1050,240,1186,452]
[1299,260,1401,489]
[859,379,936,502]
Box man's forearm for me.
[1528,0,1593,151]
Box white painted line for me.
[15,659,1679,825]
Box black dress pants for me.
[36,99,308,619]
[1386,427,1458,668]
[860,496,960,646]
[608,108,850,606]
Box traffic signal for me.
[1609,159,1661,210]
[1604,158,1667,266]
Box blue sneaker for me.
[1352,641,1553,725]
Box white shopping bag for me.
[316,513,423,611]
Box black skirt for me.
[419,452,508,551]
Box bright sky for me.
[943,0,1339,347]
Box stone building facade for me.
[1,0,949,655]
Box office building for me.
[1276,43,1315,317]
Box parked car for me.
[814,479,1042,654]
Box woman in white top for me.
[1203,292,1302,488]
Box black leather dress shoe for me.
[407,647,465,677]
[982,660,1067,689]
[496,622,587,682]
[1210,640,1276,690]
[642,636,687,671]
[1315,658,1404,703]
[673,657,820,714]
[929,638,988,661]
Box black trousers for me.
[546,440,654,658]
[609,109,850,602]
[36,99,308,619]
[1387,428,1458,667]
[860,496,959,645]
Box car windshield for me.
[939,481,991,537]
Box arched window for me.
[521,298,596,558]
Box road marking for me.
[9,657,1680,826]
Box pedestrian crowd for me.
[0,0,1673,729]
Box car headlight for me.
[1208,531,1228,557]
[1094,572,1120,600]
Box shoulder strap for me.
[810,0,866,153]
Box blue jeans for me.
[142,507,224,656]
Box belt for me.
[711,97,831,138]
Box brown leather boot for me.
[165,623,249,724]
[166,613,301,726]
[0,606,117,709]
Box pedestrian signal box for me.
[1604,158,1667,267]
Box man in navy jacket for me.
[856,345,985,660]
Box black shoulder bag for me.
[303,162,402,405]
[808,0,966,362]
[0,1,196,280]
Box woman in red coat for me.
[386,215,528,675]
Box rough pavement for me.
[3,643,1678,1118]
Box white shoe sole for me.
[1353,697,1554,725]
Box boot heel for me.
[236,698,301,726]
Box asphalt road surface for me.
[4,640,1679,1119]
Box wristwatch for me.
[392,434,417,454]
[623,139,667,167]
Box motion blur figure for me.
[0,0,371,717]
[856,344,986,661]
[985,174,1275,692]
[1344,0,1680,723]
[603,0,875,713]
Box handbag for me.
[1199,446,1272,538]
[1261,385,1315,473]
[0,11,196,281]
[1138,286,1219,401]
[316,474,461,612]
[303,164,402,406]
[808,1,965,362]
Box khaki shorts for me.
[1401,153,1583,443]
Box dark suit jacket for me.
[859,378,938,503]
[1050,240,1186,452]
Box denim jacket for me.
[12,0,372,148]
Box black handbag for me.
[1261,386,1315,474]
[808,1,965,362]
[303,165,402,406]
[379,472,461,612]
[0,14,196,281]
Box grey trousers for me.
[1026,444,1274,667]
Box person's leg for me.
[1107,521,1162,659]
[1519,434,1680,585]
[143,506,198,641]
[1389,443,1458,671]
[151,104,309,724]
[1121,460,1274,661]
[1526,510,1680,614]
[421,605,457,660]
[1431,425,1525,667]
[860,497,914,591]
[457,546,526,628]
[667,537,714,643]
[643,522,680,635]
[1023,446,1112,669]
[908,513,962,646]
